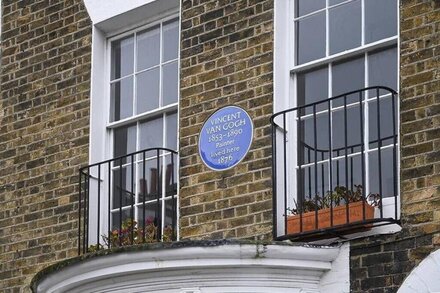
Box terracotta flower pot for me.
[287,201,375,234]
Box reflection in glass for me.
[368,96,396,148]
[162,61,179,106]
[162,19,179,62]
[166,112,178,149]
[137,26,160,71]
[111,36,134,80]
[111,77,133,121]
[138,159,162,202]
[369,148,395,198]
[140,116,164,149]
[295,0,325,17]
[296,12,326,64]
[368,47,398,91]
[297,66,328,113]
[332,56,364,107]
[136,68,160,113]
[365,0,397,44]
[329,0,361,54]
[113,124,136,158]
[112,166,135,209]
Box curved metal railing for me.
[270,86,400,241]
[78,147,178,254]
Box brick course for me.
[0,0,91,292]
[350,1,440,292]
[179,0,274,240]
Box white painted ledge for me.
[34,241,349,293]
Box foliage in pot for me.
[287,185,380,235]
[89,217,174,252]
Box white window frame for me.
[86,0,181,244]
[274,0,401,238]
[105,14,180,237]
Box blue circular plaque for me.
[199,106,254,171]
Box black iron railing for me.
[78,148,178,254]
[271,86,400,241]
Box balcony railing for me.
[78,148,178,254]
[271,86,400,241]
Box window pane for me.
[111,77,133,122]
[162,61,179,106]
[136,68,160,114]
[111,209,132,230]
[331,154,363,194]
[331,105,362,156]
[112,166,135,209]
[111,36,134,80]
[368,96,397,148]
[113,124,137,158]
[164,154,178,196]
[137,26,160,71]
[365,0,397,44]
[166,112,177,149]
[140,116,164,149]
[295,0,325,17]
[329,0,361,55]
[296,12,326,64]
[137,202,162,241]
[297,66,328,112]
[368,47,398,91]
[332,56,364,106]
[138,159,162,202]
[162,19,179,62]
[368,148,396,198]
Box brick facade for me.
[0,0,91,292]
[179,0,274,240]
[350,1,440,292]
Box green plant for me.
[289,185,380,215]
[88,217,174,252]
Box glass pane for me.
[368,47,398,91]
[113,124,136,159]
[138,158,162,202]
[296,12,326,64]
[140,116,164,149]
[166,112,178,149]
[112,165,135,209]
[295,0,325,17]
[111,36,134,80]
[331,105,362,156]
[300,162,329,203]
[297,66,328,113]
[368,96,397,148]
[164,154,178,196]
[329,0,361,55]
[331,154,363,196]
[137,26,160,71]
[365,0,397,44]
[136,68,160,114]
[369,148,396,198]
[332,56,364,106]
[111,77,133,122]
[299,112,330,164]
[164,198,177,240]
[162,61,179,106]
[162,19,179,62]
[111,209,132,230]
[137,202,162,242]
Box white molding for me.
[398,249,440,293]
[35,243,349,293]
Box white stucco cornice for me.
[83,0,179,34]
[33,241,349,293]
